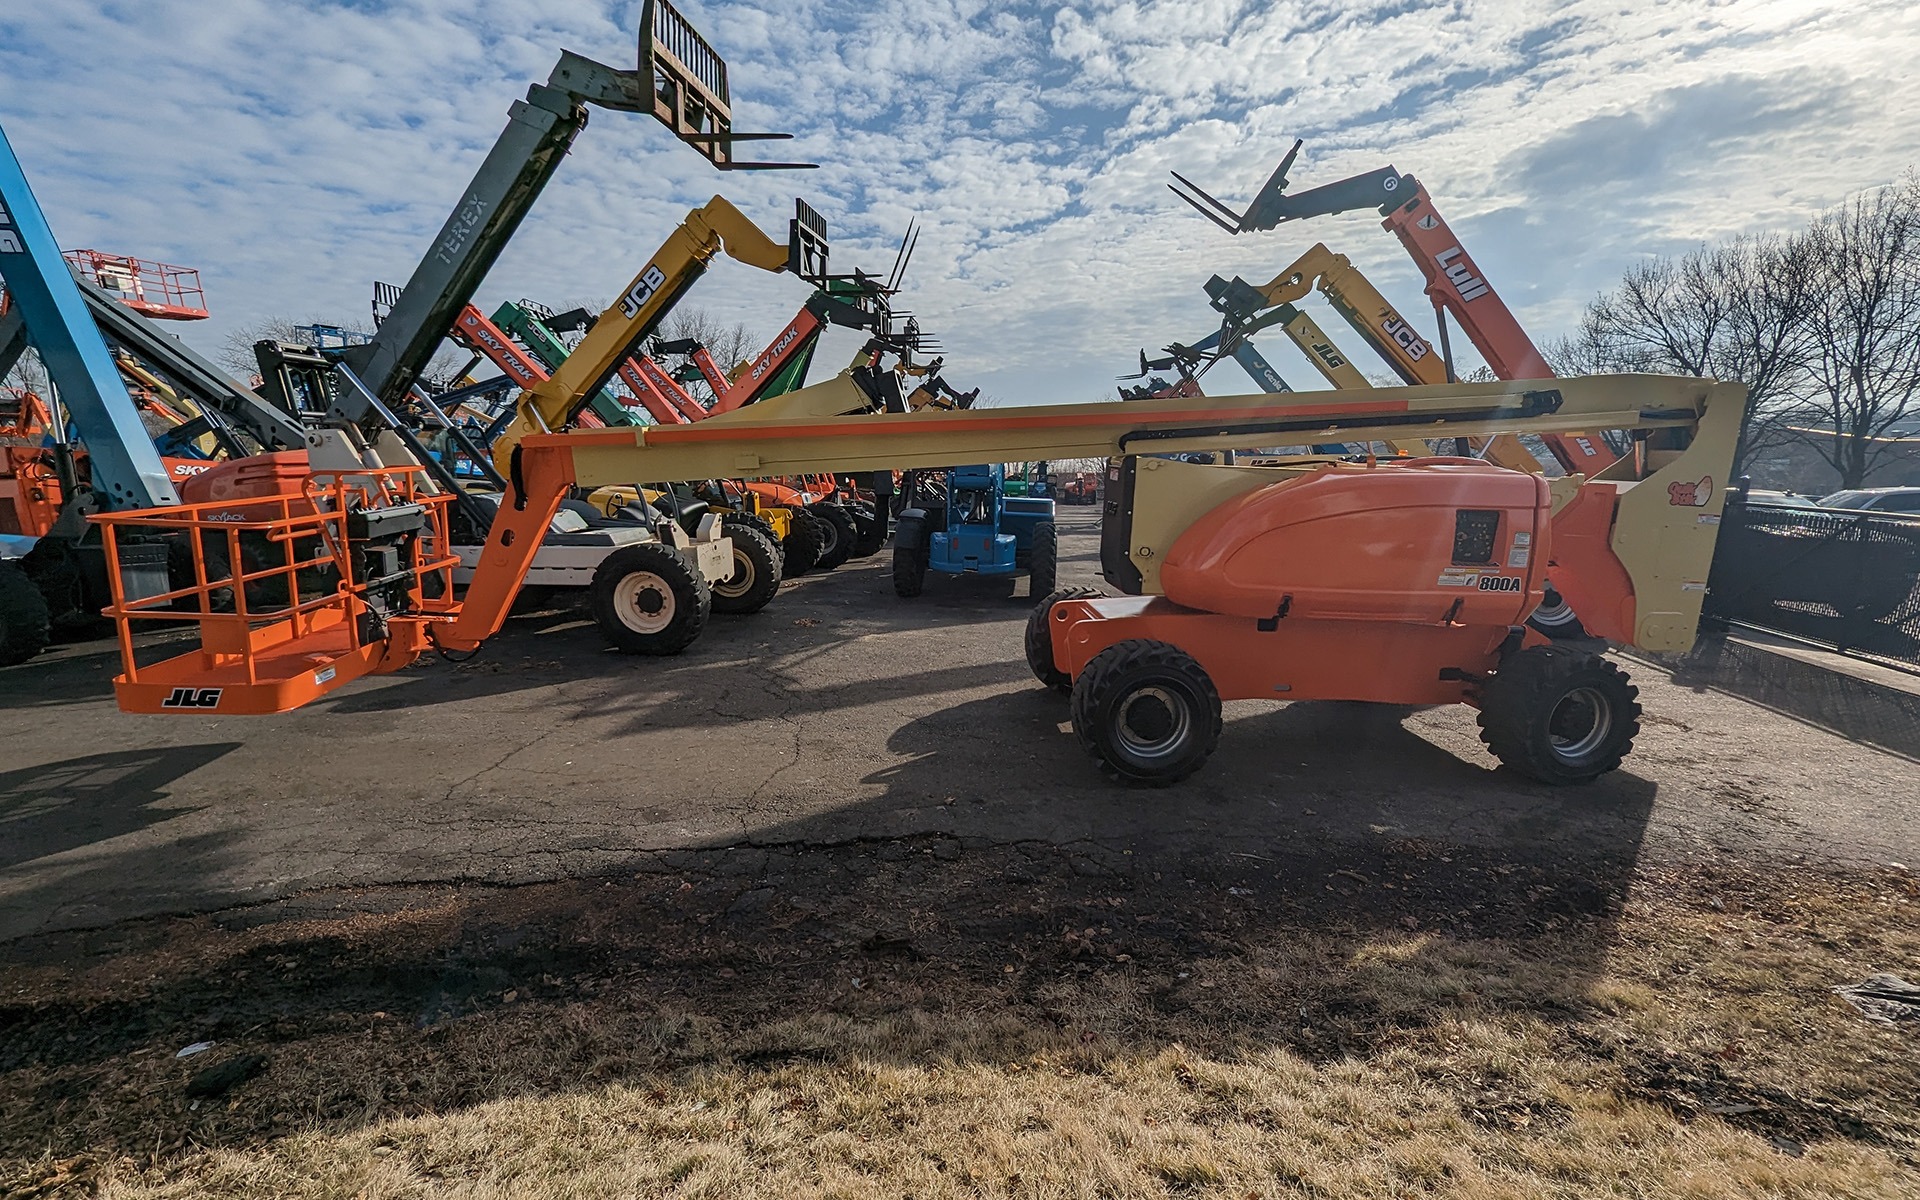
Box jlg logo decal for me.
[160,687,223,709]
[1477,575,1523,593]
[1434,247,1490,302]
[619,265,668,319]
[1309,339,1347,369]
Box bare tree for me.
[1552,234,1818,476]
[216,314,375,380]
[1714,233,1820,473]
[1790,176,1920,488]
[660,308,760,406]
[218,316,312,378]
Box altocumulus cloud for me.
[3,0,1916,404]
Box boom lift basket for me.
[91,468,459,714]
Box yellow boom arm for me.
[443,372,1741,657]
[491,195,791,470]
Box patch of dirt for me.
[1,839,1915,1196]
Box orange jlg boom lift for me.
[95,358,1742,793]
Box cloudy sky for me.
[5,0,1917,406]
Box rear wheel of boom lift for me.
[1028,520,1058,599]
[589,543,711,655]
[809,502,857,572]
[1071,639,1222,786]
[1025,586,1105,691]
[712,521,783,615]
[892,515,928,598]
[0,562,52,667]
[1476,645,1640,784]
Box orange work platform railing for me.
[90,469,459,714]
[62,250,209,320]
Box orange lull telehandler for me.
[1173,141,1618,477]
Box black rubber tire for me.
[1476,645,1641,784]
[893,515,928,598]
[29,557,96,633]
[1070,639,1222,786]
[848,503,884,559]
[781,508,824,578]
[712,521,783,615]
[588,542,710,655]
[1025,586,1105,691]
[733,511,780,548]
[808,502,857,572]
[1028,520,1058,599]
[0,562,52,667]
[1526,582,1591,641]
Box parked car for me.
[1818,486,1920,514]
[1745,489,1821,509]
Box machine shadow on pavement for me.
[0,743,235,871]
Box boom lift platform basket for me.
[93,467,458,714]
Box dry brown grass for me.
[4,851,1916,1199]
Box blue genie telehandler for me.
[891,463,1057,599]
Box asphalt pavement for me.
[3,506,1915,941]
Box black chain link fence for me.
[1704,490,1920,673]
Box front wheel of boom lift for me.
[1476,645,1641,784]
[1025,586,1106,691]
[892,515,928,598]
[589,543,711,655]
[809,502,857,571]
[0,563,52,667]
[712,521,783,615]
[1027,520,1058,598]
[1071,639,1222,786]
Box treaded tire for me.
[588,542,710,655]
[0,563,52,667]
[1025,586,1105,691]
[1028,520,1058,599]
[782,508,824,578]
[849,503,884,559]
[1526,582,1591,641]
[1476,645,1640,784]
[733,512,780,546]
[893,515,928,598]
[809,502,857,572]
[1070,639,1222,786]
[712,520,783,615]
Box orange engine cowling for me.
[1159,459,1550,627]
[175,450,315,521]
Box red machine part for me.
[615,360,698,424]
[1377,190,1615,476]
[705,305,823,415]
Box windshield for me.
[1819,490,1873,509]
